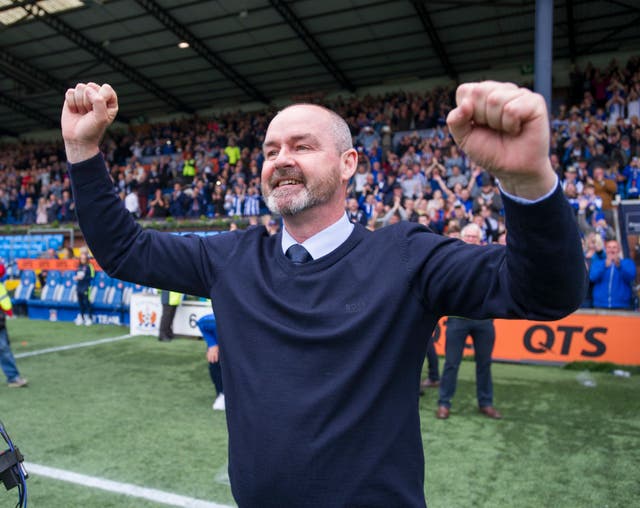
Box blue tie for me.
[286,244,312,264]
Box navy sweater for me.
[70,154,586,508]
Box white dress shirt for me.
[281,213,354,260]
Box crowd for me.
[0,56,638,307]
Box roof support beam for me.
[19,1,193,114]
[410,0,457,81]
[0,47,68,93]
[577,13,640,56]
[134,0,269,104]
[269,0,356,93]
[0,89,57,129]
[565,0,576,63]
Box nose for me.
[273,146,294,168]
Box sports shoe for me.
[74,314,84,326]
[8,377,28,388]
[212,394,225,411]
[84,316,93,326]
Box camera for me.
[0,421,28,507]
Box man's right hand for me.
[61,83,118,163]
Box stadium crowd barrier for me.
[11,267,151,325]
[0,234,64,263]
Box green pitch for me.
[1,318,639,507]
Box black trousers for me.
[77,290,92,319]
[159,304,178,340]
[208,361,223,395]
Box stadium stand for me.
[0,55,639,309]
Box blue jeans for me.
[438,317,495,409]
[0,326,20,382]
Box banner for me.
[16,258,103,271]
[129,294,211,337]
[432,311,640,365]
[129,294,162,336]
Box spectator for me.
[582,232,606,308]
[58,189,76,223]
[169,182,188,218]
[0,266,27,388]
[224,138,241,166]
[356,125,380,152]
[148,189,169,218]
[45,193,60,223]
[623,156,640,199]
[446,165,468,190]
[591,165,617,222]
[590,240,637,309]
[346,198,368,226]
[186,186,207,218]
[22,196,37,225]
[73,251,95,326]
[436,223,502,420]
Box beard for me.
[264,166,342,216]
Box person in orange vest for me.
[0,263,27,387]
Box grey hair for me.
[461,223,482,238]
[277,103,353,154]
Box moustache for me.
[268,168,306,188]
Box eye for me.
[296,145,310,151]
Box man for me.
[0,264,27,388]
[436,223,501,420]
[158,290,183,342]
[590,240,637,309]
[62,81,586,507]
[591,164,617,222]
[345,197,368,226]
[73,251,95,326]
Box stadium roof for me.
[0,0,638,136]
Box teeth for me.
[277,180,301,187]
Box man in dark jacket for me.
[62,81,586,508]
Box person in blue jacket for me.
[196,313,224,411]
[590,239,637,309]
[62,81,587,508]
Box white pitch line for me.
[25,463,234,508]
[15,333,136,358]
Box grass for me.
[1,317,639,507]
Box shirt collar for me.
[281,213,354,260]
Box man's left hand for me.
[447,81,556,200]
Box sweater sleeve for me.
[405,183,587,321]
[69,154,231,298]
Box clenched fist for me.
[447,81,556,200]
[61,82,118,163]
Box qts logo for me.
[137,307,158,328]
[523,325,607,357]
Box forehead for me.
[265,105,332,142]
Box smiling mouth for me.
[275,179,303,187]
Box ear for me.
[341,148,358,182]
